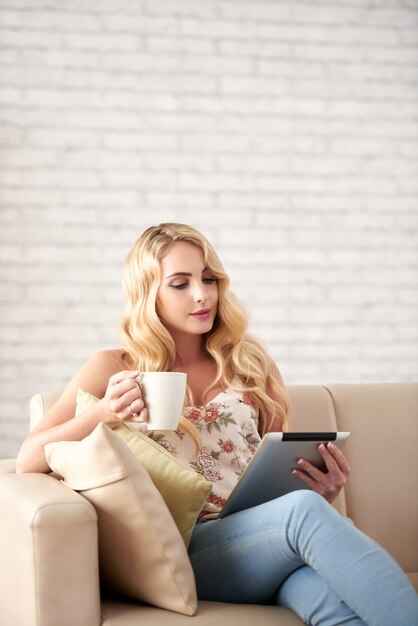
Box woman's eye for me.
[203,277,216,284]
[171,283,188,290]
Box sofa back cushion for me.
[325,382,418,575]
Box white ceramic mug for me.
[135,372,187,430]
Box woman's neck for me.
[172,334,219,405]
[171,333,208,369]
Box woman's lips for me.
[190,309,211,320]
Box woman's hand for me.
[292,443,351,504]
[101,370,148,427]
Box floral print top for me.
[146,388,261,518]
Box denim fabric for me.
[188,490,418,626]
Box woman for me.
[17,223,417,626]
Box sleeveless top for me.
[145,388,262,518]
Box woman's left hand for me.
[292,442,351,504]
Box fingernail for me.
[297,458,303,465]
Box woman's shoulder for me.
[96,347,131,363]
[84,347,133,373]
[74,348,134,396]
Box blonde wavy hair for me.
[120,223,289,439]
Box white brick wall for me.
[1,0,417,457]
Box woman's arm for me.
[16,349,147,474]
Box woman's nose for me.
[194,283,207,303]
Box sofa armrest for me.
[0,472,101,626]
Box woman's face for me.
[156,241,219,339]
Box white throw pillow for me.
[45,423,198,616]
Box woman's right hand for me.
[101,370,148,427]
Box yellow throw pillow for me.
[75,388,212,547]
[45,423,197,616]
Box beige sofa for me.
[0,382,417,626]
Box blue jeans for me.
[188,490,418,626]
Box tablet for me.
[218,431,350,518]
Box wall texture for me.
[1,0,417,457]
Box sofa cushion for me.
[76,388,212,546]
[45,423,198,616]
